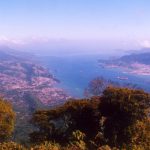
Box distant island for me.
[99,51,150,76]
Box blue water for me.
[38,54,150,97]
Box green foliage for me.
[26,87,150,150]
[30,99,101,144]
[84,77,107,97]
[71,130,86,141]
[99,87,150,149]
[97,145,112,150]
[84,76,141,98]
[0,142,26,150]
[0,98,15,142]
[31,141,60,150]
[0,88,148,150]
[69,130,87,150]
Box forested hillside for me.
[0,86,149,150]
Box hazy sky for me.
[0,0,150,53]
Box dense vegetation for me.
[0,87,150,150]
[0,98,15,142]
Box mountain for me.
[118,52,150,65]
[0,47,69,141]
[0,48,69,109]
[99,51,150,75]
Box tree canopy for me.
[30,87,150,149]
[30,98,101,144]
[99,87,150,148]
[0,98,15,142]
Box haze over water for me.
[0,0,150,97]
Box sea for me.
[38,54,150,98]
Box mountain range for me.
[99,51,150,76]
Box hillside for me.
[118,52,150,65]
[99,51,150,75]
[0,47,69,141]
[0,48,69,108]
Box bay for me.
[38,54,150,97]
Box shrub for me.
[31,141,60,150]
[0,99,15,142]
[0,142,26,150]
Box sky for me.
[0,0,150,54]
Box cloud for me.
[0,36,25,46]
[140,40,150,48]
[0,36,9,42]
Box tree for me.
[0,142,26,150]
[30,87,150,149]
[84,76,142,98]
[84,77,108,97]
[30,99,101,144]
[99,87,150,149]
[0,98,15,142]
